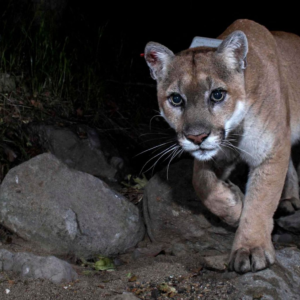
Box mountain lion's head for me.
[145,31,248,161]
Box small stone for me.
[0,73,16,93]
[110,292,140,300]
[275,211,300,233]
[203,254,229,271]
[0,249,77,283]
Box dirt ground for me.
[0,235,243,300]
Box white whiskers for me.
[221,139,254,159]
[166,147,182,179]
[135,140,176,157]
[149,114,164,130]
[140,143,180,175]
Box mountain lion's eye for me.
[170,94,183,107]
[210,90,226,102]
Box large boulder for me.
[0,153,144,258]
[143,159,235,255]
[0,249,78,284]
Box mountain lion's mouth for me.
[190,148,219,161]
[179,135,221,160]
[188,146,217,153]
[198,147,216,151]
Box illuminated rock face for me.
[0,153,145,258]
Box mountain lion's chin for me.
[190,148,219,161]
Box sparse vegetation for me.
[0,0,177,183]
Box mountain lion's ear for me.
[144,42,174,80]
[216,31,248,71]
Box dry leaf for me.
[128,275,137,282]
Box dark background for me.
[79,4,299,54]
[75,3,299,49]
[2,1,299,94]
[0,0,299,176]
[61,2,300,82]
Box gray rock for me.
[0,73,16,93]
[275,210,300,233]
[143,159,234,254]
[0,249,77,283]
[110,293,140,300]
[169,243,189,256]
[203,254,228,271]
[0,153,145,258]
[233,248,300,299]
[27,124,126,182]
[273,232,300,245]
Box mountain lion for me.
[144,19,300,273]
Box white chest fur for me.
[239,118,274,167]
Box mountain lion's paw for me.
[275,197,300,218]
[229,246,275,273]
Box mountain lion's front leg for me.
[229,146,289,273]
[193,160,244,227]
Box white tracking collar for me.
[190,37,222,48]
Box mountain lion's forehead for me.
[167,48,233,82]
[161,63,230,92]
[172,49,214,72]
[168,48,233,83]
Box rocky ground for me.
[0,244,237,300]
[1,234,300,300]
[0,154,300,299]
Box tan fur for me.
[144,19,300,273]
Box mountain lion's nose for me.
[186,133,209,145]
